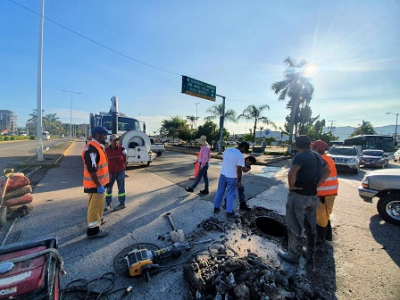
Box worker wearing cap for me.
[312,140,338,243]
[82,127,109,238]
[278,135,330,266]
[104,134,127,211]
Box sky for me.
[1,0,400,136]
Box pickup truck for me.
[358,169,400,225]
[150,138,166,156]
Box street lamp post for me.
[195,102,200,128]
[62,90,81,139]
[386,112,399,146]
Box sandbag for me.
[7,203,34,213]
[5,193,33,207]
[4,185,32,201]
[6,173,30,191]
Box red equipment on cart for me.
[0,238,65,299]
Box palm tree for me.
[186,115,198,130]
[351,120,377,136]
[271,57,314,153]
[238,104,276,142]
[204,104,237,123]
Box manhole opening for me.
[255,216,287,237]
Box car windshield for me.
[329,147,357,156]
[362,150,383,156]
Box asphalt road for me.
[0,138,68,171]
[0,141,399,299]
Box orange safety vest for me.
[82,140,109,188]
[317,154,338,196]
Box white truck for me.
[88,96,154,167]
[150,138,166,156]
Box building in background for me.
[0,110,17,135]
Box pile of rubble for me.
[182,207,336,300]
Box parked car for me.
[393,149,400,162]
[327,146,360,173]
[359,149,389,169]
[358,169,400,225]
[150,138,165,156]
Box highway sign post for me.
[181,76,216,102]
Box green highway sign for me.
[181,76,216,102]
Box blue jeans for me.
[191,162,209,191]
[214,174,237,213]
[224,184,245,204]
[106,170,126,206]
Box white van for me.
[42,131,50,140]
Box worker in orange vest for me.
[82,127,110,239]
[311,140,339,243]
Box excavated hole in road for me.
[183,206,336,300]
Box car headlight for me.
[361,177,369,188]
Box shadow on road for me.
[369,214,400,267]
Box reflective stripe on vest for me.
[317,154,338,196]
[82,141,109,188]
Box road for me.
[0,138,67,171]
[0,141,399,299]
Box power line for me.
[7,0,181,77]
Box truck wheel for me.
[377,194,400,226]
[157,151,162,156]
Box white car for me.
[393,149,400,162]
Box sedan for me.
[393,149,400,162]
[359,149,388,168]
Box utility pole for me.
[62,90,81,139]
[36,0,45,162]
[328,120,336,134]
[216,94,226,154]
[195,102,200,128]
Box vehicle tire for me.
[157,151,162,156]
[377,194,400,226]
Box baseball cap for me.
[110,134,119,141]
[295,135,312,148]
[91,127,108,136]
[238,142,250,153]
[312,140,329,151]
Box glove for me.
[97,186,105,194]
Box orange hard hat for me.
[312,140,329,151]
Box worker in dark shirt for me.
[104,134,127,211]
[82,127,109,238]
[278,135,330,266]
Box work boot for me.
[185,187,194,193]
[278,231,302,266]
[113,204,126,211]
[104,205,112,212]
[226,211,241,218]
[239,202,251,211]
[325,221,333,241]
[316,224,327,244]
[199,189,209,195]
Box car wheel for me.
[377,194,400,226]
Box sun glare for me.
[303,63,319,76]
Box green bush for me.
[30,135,36,140]
[4,136,9,141]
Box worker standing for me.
[311,140,338,243]
[104,134,127,211]
[82,127,109,238]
